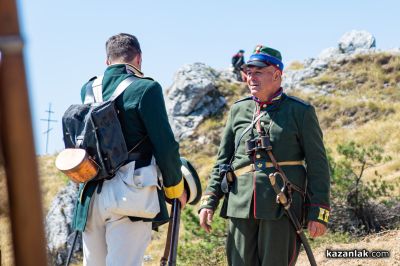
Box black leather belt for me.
[126,152,152,168]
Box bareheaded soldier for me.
[199,45,330,266]
[72,33,187,266]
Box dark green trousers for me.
[226,215,301,266]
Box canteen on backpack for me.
[55,148,99,183]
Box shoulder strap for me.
[234,96,252,104]
[109,76,138,102]
[83,80,95,104]
[229,111,266,165]
[92,75,104,103]
[83,75,138,104]
[83,76,103,104]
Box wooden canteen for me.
[55,148,99,183]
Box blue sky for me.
[16,0,400,154]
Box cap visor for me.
[244,60,269,68]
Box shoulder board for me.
[234,96,253,104]
[88,76,97,82]
[285,94,310,106]
[140,76,154,81]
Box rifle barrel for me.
[167,199,181,266]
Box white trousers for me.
[82,180,152,266]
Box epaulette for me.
[286,95,310,106]
[234,96,253,104]
[88,76,97,82]
[140,76,154,81]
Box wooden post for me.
[0,0,48,265]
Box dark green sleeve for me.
[199,108,235,211]
[300,106,331,225]
[138,82,183,199]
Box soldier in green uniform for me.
[72,33,187,266]
[199,45,330,266]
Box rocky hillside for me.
[175,30,400,191]
[1,30,399,265]
[166,30,400,265]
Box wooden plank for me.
[0,0,48,265]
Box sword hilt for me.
[269,173,288,207]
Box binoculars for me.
[245,135,272,155]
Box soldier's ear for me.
[273,71,278,81]
[273,70,281,81]
[135,54,142,70]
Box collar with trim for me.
[125,63,144,77]
[252,87,283,106]
[106,63,144,78]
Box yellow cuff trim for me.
[200,195,211,207]
[317,208,330,223]
[164,178,184,199]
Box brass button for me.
[256,154,261,159]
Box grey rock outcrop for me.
[283,30,377,93]
[218,67,240,83]
[166,63,226,139]
[338,30,376,54]
[46,181,81,265]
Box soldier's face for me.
[245,66,277,101]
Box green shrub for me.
[178,206,227,266]
[329,141,399,235]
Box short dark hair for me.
[106,33,142,63]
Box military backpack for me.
[59,75,137,182]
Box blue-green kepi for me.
[180,157,202,205]
[246,44,284,70]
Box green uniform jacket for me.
[199,93,331,226]
[72,64,184,231]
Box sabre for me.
[269,172,317,266]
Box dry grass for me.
[37,155,69,212]
[290,59,400,187]
[305,53,400,101]
[287,61,305,70]
[297,230,400,266]
[0,168,9,217]
[321,109,400,184]
[0,156,68,266]
[144,227,169,265]
[0,167,14,266]
[0,216,14,266]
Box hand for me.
[307,221,327,238]
[178,189,187,210]
[199,208,214,233]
